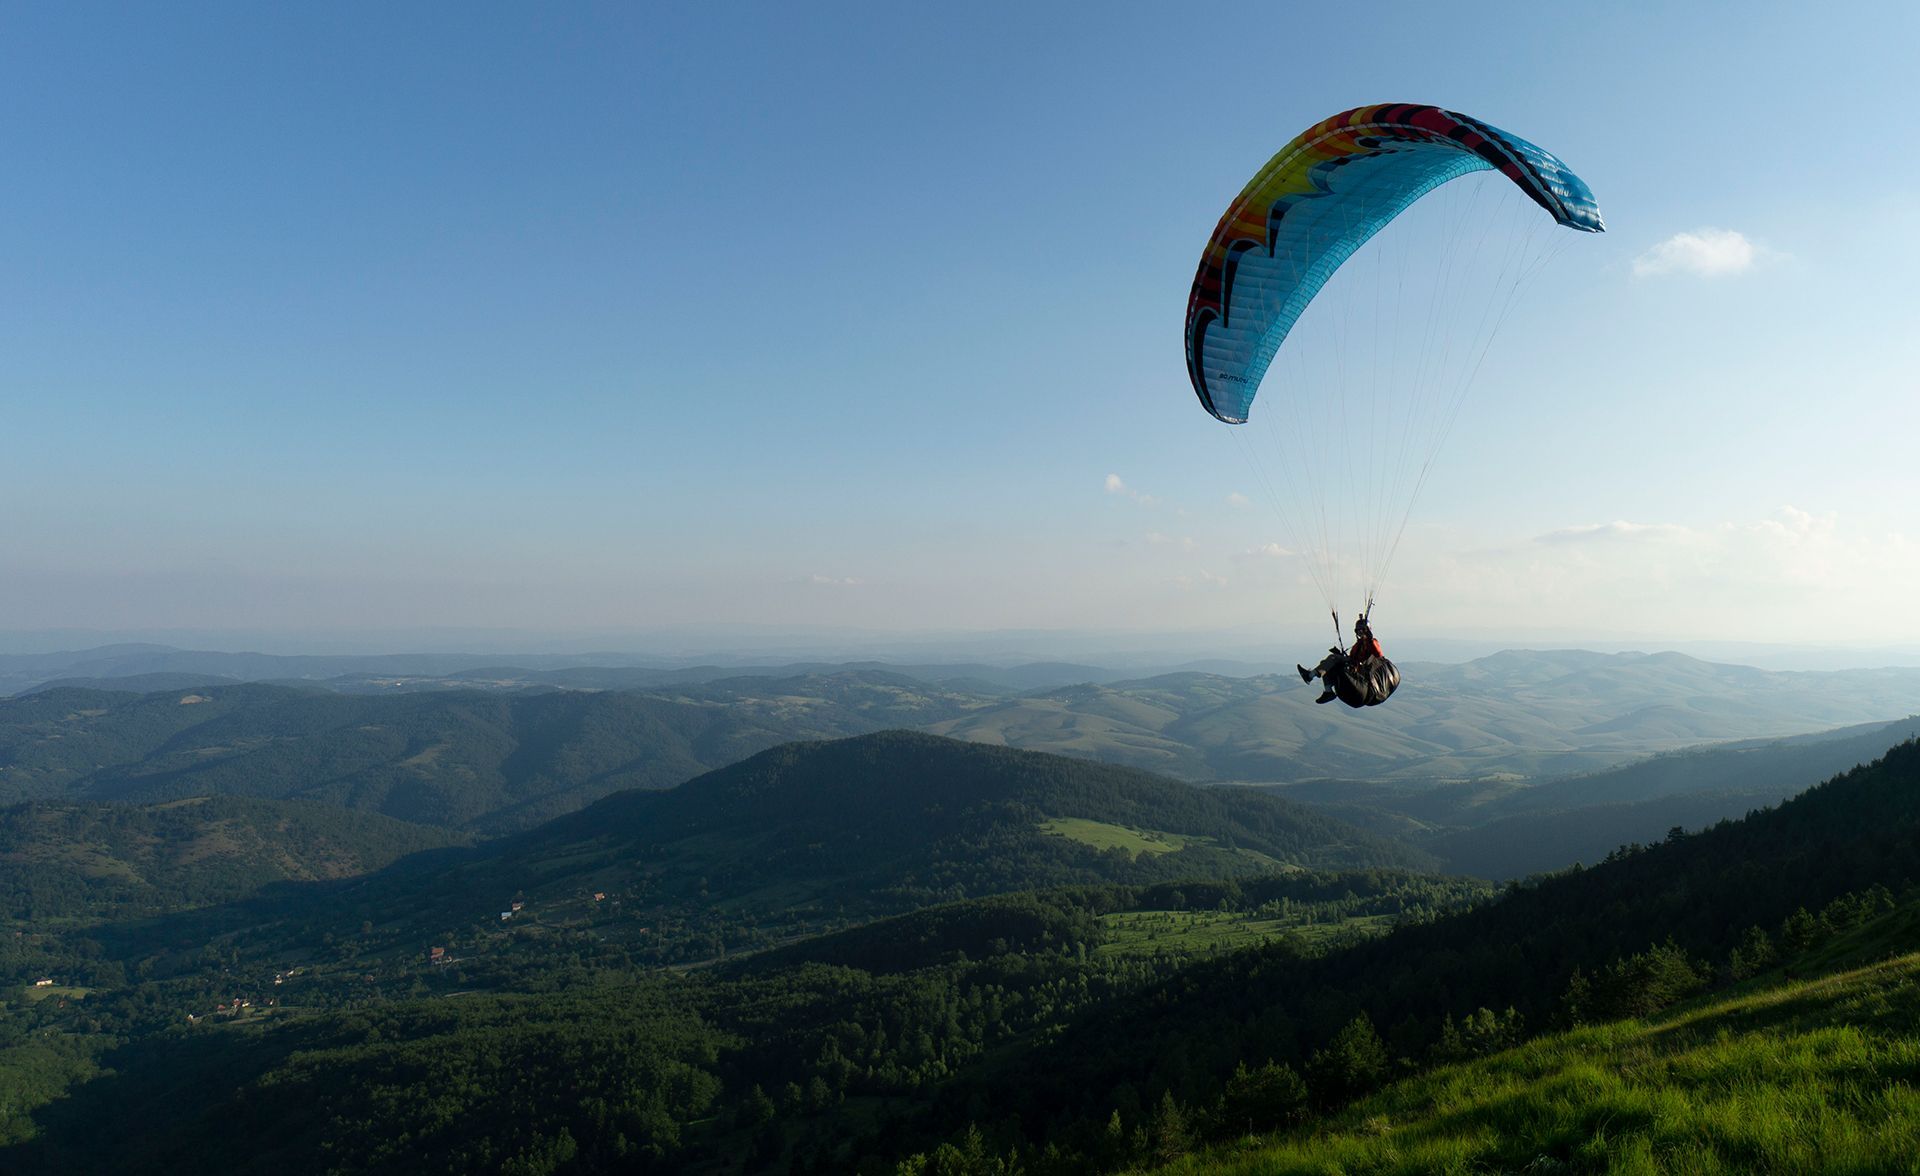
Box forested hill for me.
[0,679,981,831]
[969,737,1920,1138]
[0,795,469,921]
[47,733,1435,976]
[565,729,1402,847]
[1315,714,1920,879]
[929,653,1920,782]
[8,736,1920,1171]
[364,732,1438,954]
[10,659,1920,848]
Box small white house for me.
[32,978,53,987]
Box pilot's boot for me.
[1315,689,1337,704]
[1297,664,1314,683]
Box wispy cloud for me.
[1632,228,1762,278]
[1534,520,1695,545]
[1226,492,1251,509]
[1146,532,1197,550]
[1236,541,1294,560]
[802,574,862,586]
[1432,506,1919,639]
[1104,473,1156,507]
[1174,569,1228,590]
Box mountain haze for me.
[932,652,1920,781]
[0,678,982,831]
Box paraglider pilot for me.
[1299,616,1383,705]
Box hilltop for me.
[297,732,1435,963]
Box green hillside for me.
[0,795,468,922]
[0,676,985,831]
[368,732,1436,963]
[4,732,1431,989]
[1146,946,1920,1175]
[6,732,1920,1174]
[8,663,1914,852]
[876,736,1920,1168]
[1273,715,1920,879]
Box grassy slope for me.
[1148,949,1920,1174]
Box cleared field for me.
[1038,817,1207,858]
[1097,909,1395,958]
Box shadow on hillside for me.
[2,1023,324,1174]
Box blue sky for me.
[3,2,1916,648]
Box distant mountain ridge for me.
[0,678,980,831]
[9,652,1920,840]
[931,652,1920,782]
[2,644,1122,697]
[1270,715,1920,878]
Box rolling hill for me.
[19,732,1435,984]
[1271,715,1920,878]
[11,652,1920,842]
[7,730,1920,1172]
[424,732,1431,953]
[0,795,470,921]
[930,653,1920,783]
[939,735,1920,1147]
[0,677,987,831]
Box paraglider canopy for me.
[1186,103,1603,425]
[1183,103,1603,629]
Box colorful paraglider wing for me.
[1185,104,1603,424]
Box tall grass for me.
[1146,953,1920,1174]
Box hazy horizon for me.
[5,623,1919,674]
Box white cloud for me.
[1427,506,1920,640]
[1236,542,1294,560]
[1534,520,1695,545]
[803,574,862,586]
[1145,532,1197,550]
[1632,228,1760,278]
[1174,569,1228,590]
[1226,492,1251,509]
[1103,473,1156,507]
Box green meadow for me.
[1098,909,1396,958]
[1143,951,1920,1175]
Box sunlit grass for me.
[1096,910,1395,958]
[1039,818,1207,858]
[1143,953,1920,1174]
